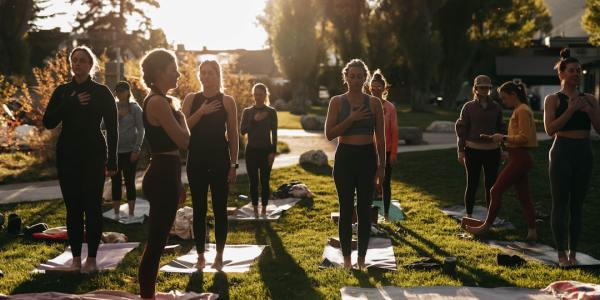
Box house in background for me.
[494,0,600,110]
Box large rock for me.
[299,150,328,167]
[426,121,455,133]
[300,115,326,131]
[398,127,423,145]
[273,99,288,111]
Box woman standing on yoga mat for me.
[138,48,189,299]
[543,48,600,267]
[110,81,144,219]
[463,81,538,242]
[455,75,505,218]
[182,60,238,271]
[369,70,397,221]
[43,46,118,273]
[240,83,278,218]
[325,59,385,269]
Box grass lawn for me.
[279,103,545,132]
[1,140,599,298]
[0,152,56,185]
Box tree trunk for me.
[289,82,307,115]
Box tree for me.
[259,0,321,114]
[584,0,600,46]
[70,0,159,34]
[0,0,52,74]
[436,0,551,108]
[320,0,368,62]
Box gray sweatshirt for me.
[117,101,144,153]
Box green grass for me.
[1,141,599,299]
[277,106,327,129]
[0,152,56,185]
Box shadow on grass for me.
[255,223,323,300]
[387,224,514,287]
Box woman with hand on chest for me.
[240,83,278,218]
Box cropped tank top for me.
[555,92,591,131]
[142,94,179,153]
[338,94,375,136]
[188,92,228,154]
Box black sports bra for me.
[555,92,591,132]
[142,94,180,153]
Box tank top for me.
[142,94,179,153]
[337,94,375,136]
[555,92,591,131]
[188,92,229,156]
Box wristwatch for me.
[230,163,239,169]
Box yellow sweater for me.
[507,103,538,148]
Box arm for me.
[544,94,579,136]
[372,98,386,167]
[181,93,196,126]
[133,103,145,152]
[100,87,119,171]
[147,96,190,149]
[224,95,239,163]
[270,108,278,153]
[455,103,471,154]
[584,94,600,133]
[240,108,251,135]
[389,103,398,160]
[324,96,355,140]
[43,86,74,129]
[506,108,532,145]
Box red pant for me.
[486,148,536,229]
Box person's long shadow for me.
[386,224,514,287]
[255,223,323,300]
[207,272,228,299]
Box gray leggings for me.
[549,137,593,253]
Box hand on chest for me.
[253,110,269,122]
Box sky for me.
[36,0,270,51]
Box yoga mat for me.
[372,199,404,221]
[0,290,218,299]
[102,198,149,224]
[228,198,301,221]
[340,286,556,300]
[161,244,266,273]
[488,240,600,267]
[320,237,397,271]
[34,243,139,273]
[441,205,515,229]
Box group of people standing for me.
[42,43,597,298]
[456,48,600,267]
[43,46,279,299]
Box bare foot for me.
[343,256,352,269]
[558,251,569,267]
[461,217,484,229]
[68,256,81,271]
[261,206,267,217]
[213,253,224,271]
[197,253,206,270]
[81,257,98,274]
[464,224,490,236]
[253,205,259,219]
[525,229,537,244]
[384,213,389,222]
[357,256,366,270]
[568,251,578,266]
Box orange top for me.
[506,103,538,148]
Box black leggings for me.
[111,152,138,201]
[245,146,272,206]
[463,147,500,215]
[57,153,105,258]
[382,152,393,214]
[333,143,377,257]
[549,137,593,253]
[187,159,229,253]
[139,154,181,298]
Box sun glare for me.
[37,0,269,50]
